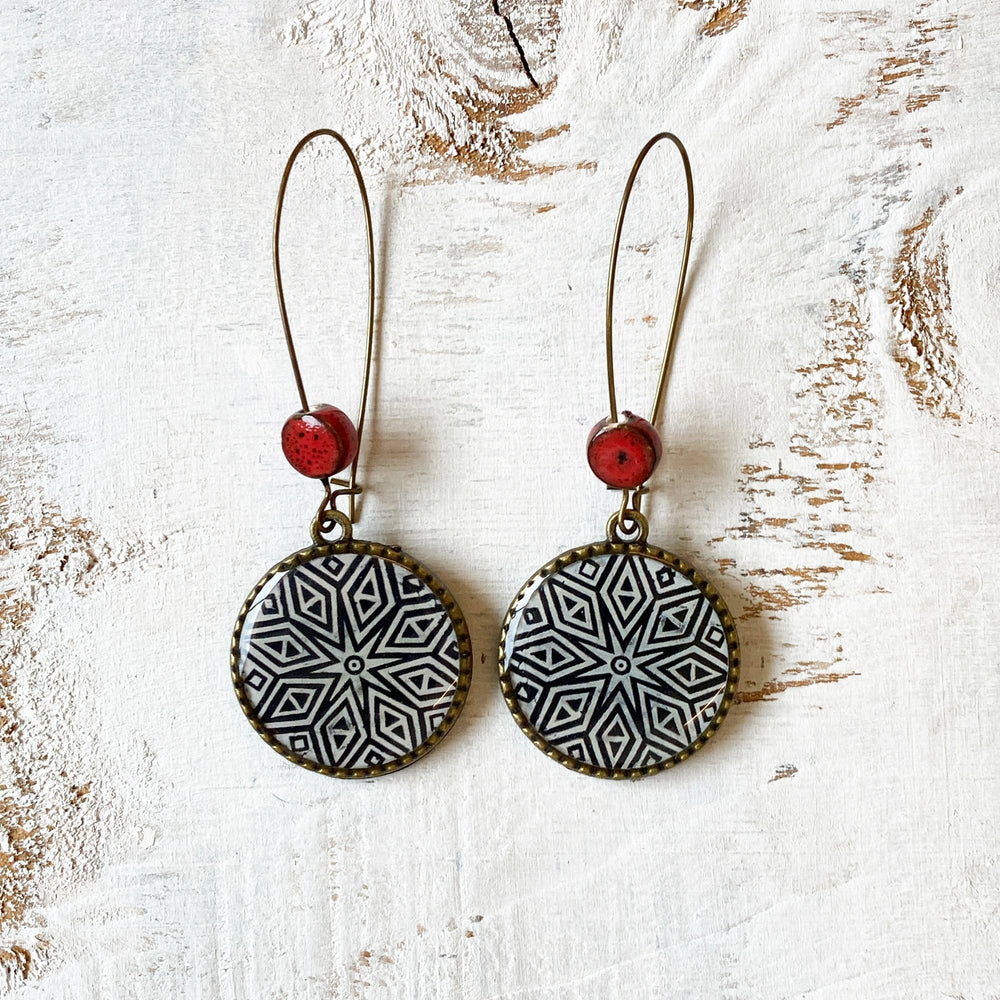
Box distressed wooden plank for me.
[2,0,1000,996]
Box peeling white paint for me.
[2,1,1000,996]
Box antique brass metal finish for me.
[232,540,473,779]
[604,132,694,428]
[497,540,740,780]
[273,129,375,532]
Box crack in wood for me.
[279,2,564,181]
[492,0,540,88]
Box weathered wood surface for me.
[2,1,999,996]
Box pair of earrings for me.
[231,130,740,781]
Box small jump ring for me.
[606,508,649,544]
[312,508,353,544]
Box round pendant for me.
[499,541,739,779]
[232,541,472,778]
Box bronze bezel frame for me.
[498,539,740,780]
[232,540,473,779]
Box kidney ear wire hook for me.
[604,132,694,429]
[591,133,693,542]
[273,128,375,528]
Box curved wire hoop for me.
[273,129,375,526]
[604,132,694,426]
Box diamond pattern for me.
[237,552,463,770]
[503,552,731,770]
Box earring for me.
[231,130,472,778]
[498,134,740,779]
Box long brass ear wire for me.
[604,133,694,427]
[273,129,375,527]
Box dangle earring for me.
[498,134,740,779]
[231,130,472,778]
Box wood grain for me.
[3,0,1000,996]
[279,0,564,180]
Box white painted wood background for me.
[2,1,999,996]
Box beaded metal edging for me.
[232,540,474,779]
[497,540,741,780]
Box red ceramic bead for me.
[281,405,359,479]
[586,411,662,489]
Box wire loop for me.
[607,485,649,543]
[312,503,353,544]
[273,129,375,525]
[604,133,694,427]
[310,478,360,543]
[606,506,649,545]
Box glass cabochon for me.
[233,545,470,775]
[500,546,739,776]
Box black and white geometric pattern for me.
[235,551,464,771]
[502,551,732,771]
